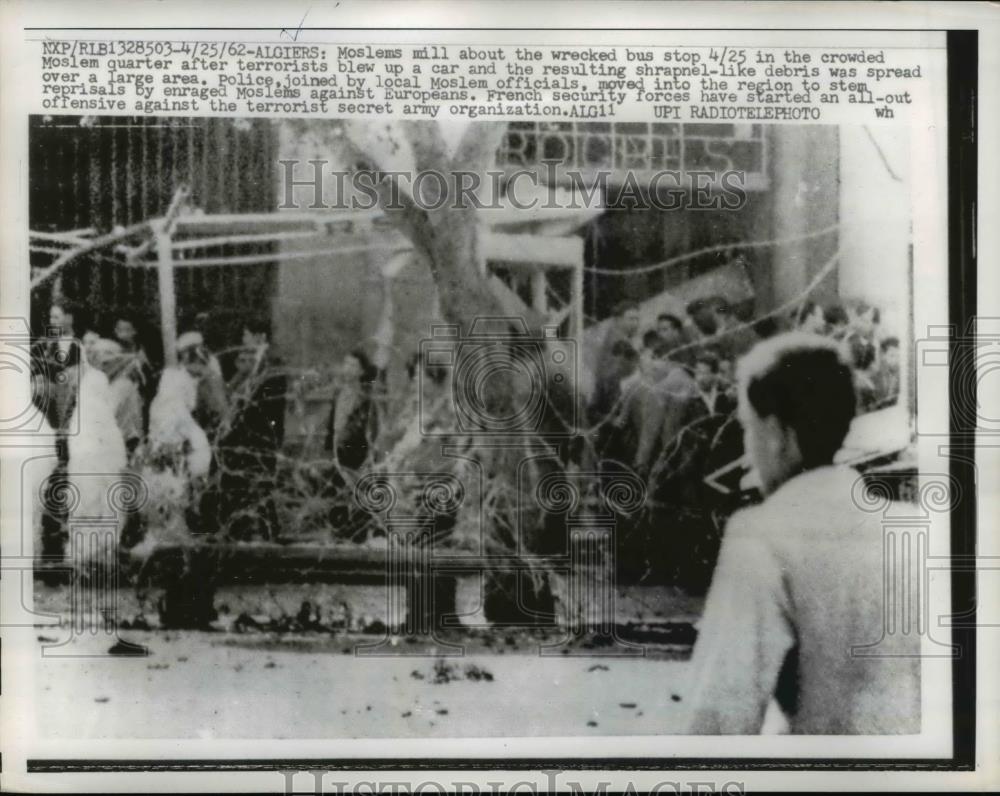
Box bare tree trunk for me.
[341,120,568,622]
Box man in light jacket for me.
[685,332,920,734]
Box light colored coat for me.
[685,465,921,734]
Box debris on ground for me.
[413,659,497,685]
[587,664,610,672]
[463,664,494,682]
[432,658,461,684]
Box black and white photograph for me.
[0,2,996,793]
[23,113,922,735]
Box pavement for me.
[35,630,695,739]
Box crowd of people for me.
[31,301,291,560]
[587,294,901,478]
[30,289,901,580]
[582,294,901,584]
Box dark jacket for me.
[324,387,378,471]
[32,338,81,434]
[221,354,287,454]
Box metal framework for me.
[30,195,597,365]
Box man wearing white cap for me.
[176,330,227,439]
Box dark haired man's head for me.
[823,304,850,331]
[640,330,662,372]
[657,312,683,332]
[694,350,720,392]
[235,346,258,377]
[656,312,684,347]
[114,315,139,348]
[49,300,83,336]
[243,316,270,348]
[614,301,641,338]
[686,299,714,336]
[737,333,856,495]
[610,339,639,378]
[688,297,731,336]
